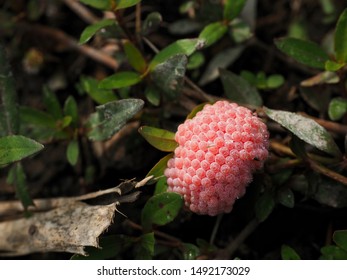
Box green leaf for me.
[334,8,347,63]
[321,245,347,260]
[79,76,117,105]
[115,0,141,10]
[146,153,174,180]
[264,108,341,157]
[255,192,275,222]
[139,126,177,152]
[182,243,200,260]
[141,192,183,232]
[79,0,111,10]
[229,19,253,43]
[266,74,285,89]
[277,188,295,208]
[79,19,116,44]
[325,60,345,71]
[220,69,263,106]
[198,22,228,48]
[333,230,347,251]
[281,245,301,260]
[134,232,155,260]
[149,38,202,70]
[144,86,160,106]
[151,54,187,99]
[98,71,142,89]
[142,12,162,36]
[224,0,247,21]
[0,135,44,166]
[0,44,19,135]
[64,96,78,127]
[123,40,147,73]
[19,106,56,128]
[186,102,211,119]
[187,52,205,70]
[43,86,63,120]
[274,37,329,69]
[7,163,34,210]
[66,140,79,166]
[87,98,144,141]
[154,177,168,195]
[71,235,133,260]
[328,97,347,121]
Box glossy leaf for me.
[333,230,347,252]
[144,86,160,106]
[141,192,183,232]
[139,126,177,152]
[0,44,19,135]
[0,135,44,165]
[149,38,202,69]
[182,243,200,260]
[7,163,34,210]
[220,69,262,106]
[281,245,301,260]
[151,54,187,99]
[43,86,63,120]
[98,71,142,89]
[275,37,329,69]
[198,22,228,48]
[134,232,155,260]
[328,97,347,121]
[79,76,117,105]
[146,153,174,181]
[79,0,110,10]
[123,40,147,73]
[79,19,116,44]
[67,140,79,166]
[87,99,144,141]
[224,0,247,21]
[255,192,275,222]
[64,96,78,127]
[154,177,168,195]
[265,108,341,157]
[334,9,347,63]
[142,12,162,35]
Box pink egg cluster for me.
[164,101,269,216]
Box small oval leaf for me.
[255,192,275,222]
[67,140,79,166]
[123,40,147,73]
[139,126,177,152]
[146,153,174,180]
[328,97,347,121]
[333,230,347,252]
[99,71,142,89]
[275,37,329,69]
[141,192,183,232]
[223,0,247,21]
[79,19,116,44]
[281,245,301,260]
[0,135,44,165]
[265,108,341,157]
[198,22,228,48]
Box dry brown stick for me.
[17,23,119,70]
[62,0,100,24]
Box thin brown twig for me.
[62,0,100,24]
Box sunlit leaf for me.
[265,108,341,157]
[220,69,262,106]
[0,135,44,165]
[139,126,177,152]
[87,99,144,141]
[79,19,116,44]
[99,72,142,89]
[141,192,183,232]
[334,8,347,63]
[275,37,329,69]
[198,22,228,48]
